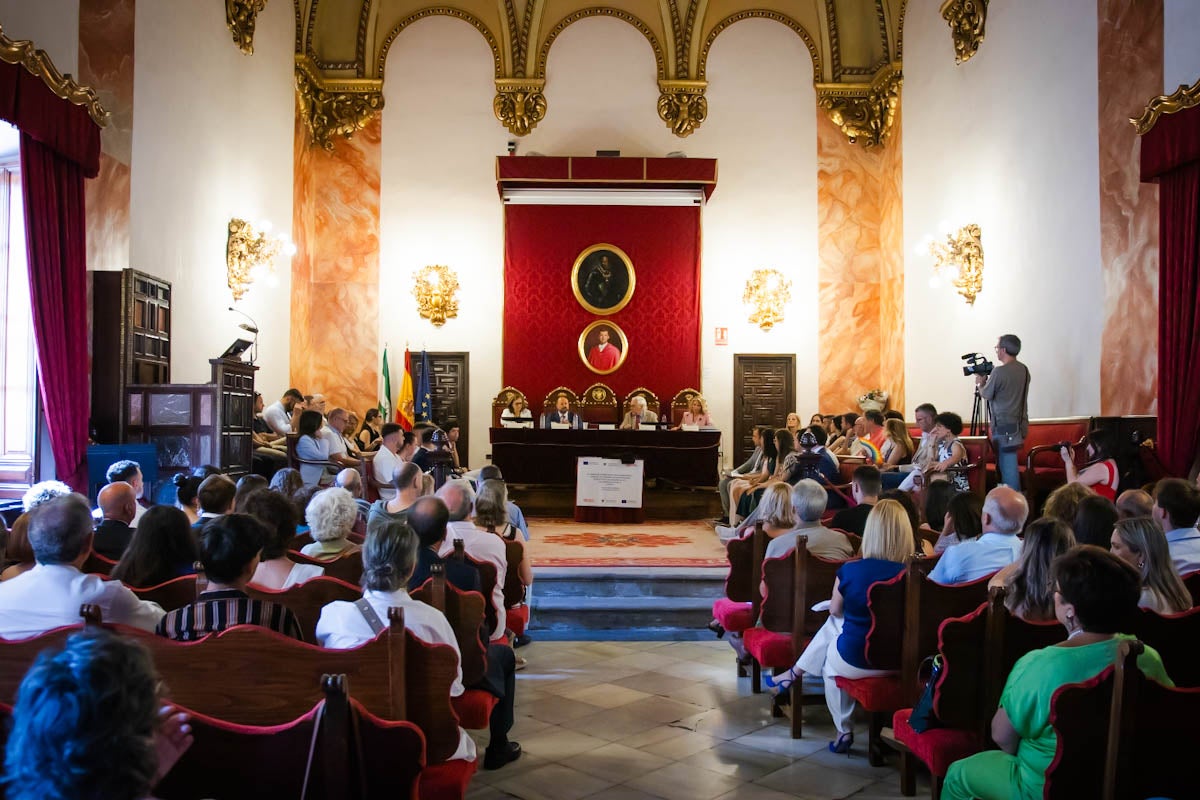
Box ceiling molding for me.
[1132,77,1200,136]
[0,25,109,127]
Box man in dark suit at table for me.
[540,393,582,429]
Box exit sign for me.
[714,327,728,346]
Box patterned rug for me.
[527,518,727,568]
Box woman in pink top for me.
[675,394,713,428]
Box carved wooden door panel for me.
[732,355,796,465]
[412,353,470,466]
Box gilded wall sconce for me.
[930,224,985,305]
[413,264,460,327]
[743,268,792,331]
[226,218,295,302]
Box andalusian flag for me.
[397,348,415,431]
[378,347,392,421]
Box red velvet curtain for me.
[1142,104,1200,477]
[503,204,701,407]
[0,59,101,491]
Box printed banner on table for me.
[575,457,644,508]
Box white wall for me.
[902,0,1102,420]
[130,0,294,395]
[0,0,79,77]
[1164,0,1200,91]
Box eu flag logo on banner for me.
[416,350,433,424]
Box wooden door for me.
[733,355,796,466]
[411,353,470,466]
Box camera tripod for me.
[969,386,987,437]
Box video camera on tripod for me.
[962,352,993,377]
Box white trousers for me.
[795,615,895,735]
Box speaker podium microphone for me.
[228,306,260,365]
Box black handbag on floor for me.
[908,654,943,733]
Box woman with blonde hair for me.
[990,517,1076,621]
[756,482,797,538]
[880,418,914,469]
[676,394,712,428]
[475,479,533,589]
[1043,482,1094,525]
[1109,516,1192,614]
[765,499,913,753]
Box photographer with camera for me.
[975,334,1030,490]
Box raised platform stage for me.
[508,484,723,521]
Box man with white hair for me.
[765,479,855,561]
[619,395,659,430]
[929,486,1028,584]
[335,467,371,520]
[436,479,507,640]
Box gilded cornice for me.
[0,26,109,127]
[816,63,902,149]
[226,0,268,55]
[535,8,666,80]
[494,78,547,135]
[294,55,383,149]
[939,0,987,65]
[657,80,707,137]
[1132,77,1200,135]
[697,10,821,83]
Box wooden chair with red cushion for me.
[711,523,767,676]
[579,383,619,426]
[978,416,1090,495]
[670,388,703,425]
[449,538,500,641]
[287,549,365,586]
[81,551,117,576]
[946,435,990,500]
[128,574,198,612]
[1127,604,1200,687]
[245,575,362,643]
[492,386,527,427]
[622,387,661,418]
[502,537,530,637]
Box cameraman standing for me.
[976,334,1030,490]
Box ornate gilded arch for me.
[696,10,821,83]
[534,8,667,81]
[375,8,505,77]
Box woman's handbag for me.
[907,654,943,733]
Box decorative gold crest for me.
[412,264,460,327]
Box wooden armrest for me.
[1025,436,1087,472]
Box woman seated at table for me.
[674,394,712,429]
[501,396,534,428]
[942,546,1173,800]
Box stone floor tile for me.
[640,730,725,760]
[491,762,617,800]
[570,741,674,781]
[678,741,796,780]
[624,762,745,800]
[521,692,608,724]
[562,682,654,709]
[517,726,614,762]
[753,760,876,799]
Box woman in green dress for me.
[942,545,1173,800]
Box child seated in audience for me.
[299,488,361,562]
[157,514,303,642]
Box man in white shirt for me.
[0,494,165,639]
[929,486,1028,585]
[435,479,508,640]
[765,479,855,562]
[1154,478,1200,575]
[262,388,305,437]
[889,403,937,492]
[372,424,412,500]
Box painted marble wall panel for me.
[1098,0,1161,415]
[78,0,133,272]
[878,106,905,414]
[291,115,381,416]
[818,280,882,414]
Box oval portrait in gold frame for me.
[571,243,635,315]
[579,320,629,375]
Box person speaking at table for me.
[540,393,582,429]
[620,395,659,430]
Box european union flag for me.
[416,350,433,424]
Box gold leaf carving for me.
[657,80,708,138]
[816,64,902,149]
[494,79,547,136]
[940,0,988,65]
[226,0,267,55]
[0,26,109,127]
[1131,77,1200,135]
[294,57,383,150]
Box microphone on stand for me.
[228,306,260,365]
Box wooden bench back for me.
[412,565,488,687]
[129,574,198,612]
[287,549,365,586]
[452,539,498,637]
[723,529,757,603]
[244,576,362,643]
[502,538,526,607]
[1128,605,1200,687]
[759,538,846,640]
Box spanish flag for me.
[397,348,415,431]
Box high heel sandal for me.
[762,667,799,691]
[828,732,854,754]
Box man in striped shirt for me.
[158,514,303,642]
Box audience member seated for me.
[173,474,203,526]
[1153,478,1200,575]
[880,490,927,554]
[829,466,882,538]
[368,462,423,536]
[315,523,501,767]
[233,474,269,512]
[764,479,854,561]
[2,482,75,582]
[784,412,802,444]
[747,483,796,541]
[445,422,465,471]
[344,411,363,456]
[195,475,236,529]
[292,485,321,528]
[336,467,371,520]
[933,491,984,554]
[93,460,149,527]
[299,488,362,562]
[295,410,332,487]
[476,480,533,590]
[1043,482,1094,526]
[1061,429,1119,501]
[923,411,969,493]
[250,391,289,473]
[783,427,839,487]
[728,432,778,524]
[765,500,914,753]
[1071,494,1119,548]
[268,467,303,498]
[733,429,795,523]
[719,426,769,525]
[243,490,324,589]
[0,495,165,638]
[2,630,194,800]
[989,517,1075,621]
[1116,488,1154,519]
[499,395,532,428]
[676,394,713,428]
[93,482,138,561]
[324,407,362,470]
[410,426,441,472]
[941,546,1173,800]
[827,413,857,455]
[372,423,406,500]
[262,387,304,437]
[356,407,383,451]
[436,479,507,640]
[111,506,199,588]
[158,514,303,642]
[921,480,956,543]
[929,486,1028,585]
[890,403,938,491]
[619,395,658,430]
[1109,516,1192,614]
[880,418,914,470]
[477,465,530,542]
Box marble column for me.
[816,109,905,415]
[1098,0,1162,415]
[78,0,134,272]
[291,114,381,416]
